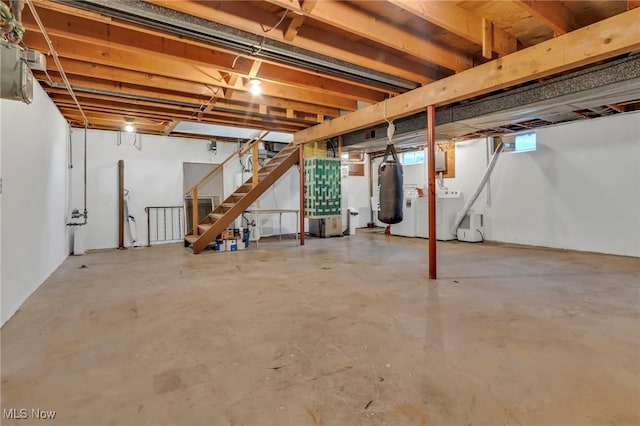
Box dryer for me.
[390,186,419,237]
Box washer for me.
[416,189,463,240]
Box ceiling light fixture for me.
[249,78,262,96]
[124,118,135,133]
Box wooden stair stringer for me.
[191,146,299,253]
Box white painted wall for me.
[356,112,640,256]
[69,130,238,250]
[69,130,303,248]
[1,82,71,325]
[246,167,300,236]
[485,112,640,256]
[342,155,371,227]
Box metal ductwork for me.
[0,40,33,103]
[57,0,419,93]
[342,54,640,152]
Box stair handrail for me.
[185,130,269,236]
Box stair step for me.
[185,234,198,244]
[198,223,213,233]
[189,145,299,254]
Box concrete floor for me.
[1,230,639,426]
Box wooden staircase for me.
[185,143,300,254]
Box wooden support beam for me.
[482,18,493,60]
[513,0,578,35]
[222,73,241,99]
[294,8,640,144]
[147,0,437,84]
[118,160,125,249]
[265,0,472,72]
[300,0,318,13]
[298,146,305,246]
[162,120,179,135]
[427,106,436,280]
[284,0,318,42]
[248,60,263,78]
[252,144,259,188]
[47,87,321,128]
[35,0,432,89]
[21,10,374,107]
[388,0,517,56]
[283,14,305,42]
[259,105,268,115]
[192,187,199,236]
[606,103,626,113]
[286,109,295,119]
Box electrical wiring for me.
[232,10,288,69]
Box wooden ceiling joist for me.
[283,13,305,42]
[50,90,315,130]
[21,0,636,139]
[163,120,179,136]
[293,8,640,144]
[145,0,438,84]
[30,0,403,95]
[513,0,578,35]
[387,0,517,56]
[21,30,359,112]
[21,8,385,102]
[266,0,472,73]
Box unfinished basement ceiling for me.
[15,0,638,140]
[342,54,640,153]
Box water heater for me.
[457,212,484,242]
[1,41,33,104]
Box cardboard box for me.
[220,229,234,240]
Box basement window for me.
[503,131,537,153]
[402,150,425,165]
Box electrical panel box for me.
[435,151,446,172]
[22,48,46,71]
[0,41,33,104]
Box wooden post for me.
[369,153,374,226]
[118,160,125,249]
[299,146,305,245]
[427,106,437,279]
[252,143,259,187]
[192,186,198,236]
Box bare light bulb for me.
[125,123,134,133]
[249,78,262,96]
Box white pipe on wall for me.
[450,139,505,235]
